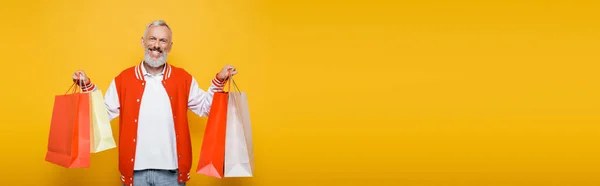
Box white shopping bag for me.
[90,90,116,153]
[224,78,254,177]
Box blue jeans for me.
[124,169,186,186]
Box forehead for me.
[146,26,172,39]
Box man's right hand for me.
[71,70,97,92]
[72,70,89,85]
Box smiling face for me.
[141,23,172,68]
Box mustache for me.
[148,47,163,53]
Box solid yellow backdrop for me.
[1,0,600,185]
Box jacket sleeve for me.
[103,79,121,121]
[187,74,226,117]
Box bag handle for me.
[225,70,244,122]
[224,69,241,93]
[65,72,84,95]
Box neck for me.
[143,61,165,76]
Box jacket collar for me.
[134,61,172,81]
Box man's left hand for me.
[217,64,238,81]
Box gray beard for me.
[144,50,168,67]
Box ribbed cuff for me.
[212,73,227,87]
[73,78,96,92]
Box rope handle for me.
[65,72,84,95]
[224,69,240,93]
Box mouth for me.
[148,48,163,57]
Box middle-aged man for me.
[72,20,238,186]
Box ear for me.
[141,37,145,48]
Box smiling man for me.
[72,20,238,186]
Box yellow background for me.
[1,0,600,185]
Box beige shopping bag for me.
[89,90,116,153]
[224,78,254,177]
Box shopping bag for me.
[45,82,91,168]
[90,90,116,153]
[224,78,254,177]
[196,92,229,178]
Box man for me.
[72,20,238,186]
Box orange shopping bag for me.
[45,81,91,168]
[196,91,229,178]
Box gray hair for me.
[144,20,172,41]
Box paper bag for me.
[196,92,229,178]
[90,90,116,153]
[224,90,254,177]
[45,83,91,168]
